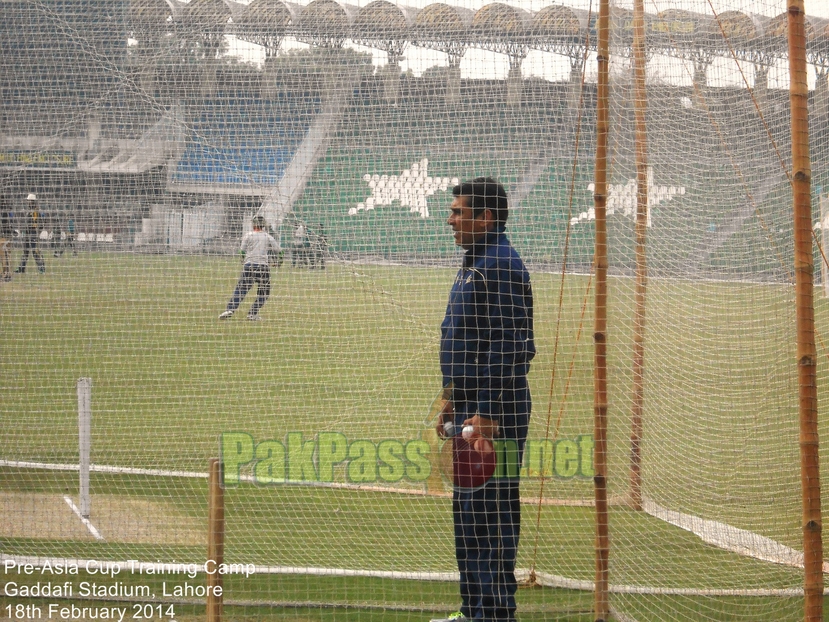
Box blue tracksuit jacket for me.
[440,227,535,430]
[439,226,535,621]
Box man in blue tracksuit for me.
[433,177,535,622]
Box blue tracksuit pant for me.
[451,377,530,621]
[226,263,270,316]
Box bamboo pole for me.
[207,458,225,622]
[593,0,611,617]
[628,0,649,512]
[787,2,823,620]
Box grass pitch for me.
[1,251,827,620]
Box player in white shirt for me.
[218,215,281,321]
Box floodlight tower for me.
[352,0,415,105]
[471,2,532,106]
[412,3,473,104]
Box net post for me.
[628,0,649,514]
[788,1,824,619]
[207,458,225,622]
[593,0,611,616]
[821,192,828,299]
[593,0,610,622]
[77,377,92,519]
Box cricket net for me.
[1,0,827,620]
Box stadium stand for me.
[0,0,826,276]
[169,91,322,188]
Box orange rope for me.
[526,1,596,582]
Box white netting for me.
[1,0,827,620]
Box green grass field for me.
[2,251,828,621]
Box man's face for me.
[447,195,490,249]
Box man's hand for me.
[460,414,498,457]
[460,414,498,456]
[435,398,454,439]
[461,414,499,440]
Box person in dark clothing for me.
[54,213,77,257]
[432,178,535,622]
[15,193,45,274]
[0,197,12,281]
[308,223,327,269]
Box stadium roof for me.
[180,0,243,49]
[765,12,829,57]
[531,5,586,42]
[351,0,415,57]
[128,0,180,32]
[124,0,828,66]
[293,0,358,47]
[407,3,472,64]
[233,0,297,52]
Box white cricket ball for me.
[443,421,455,437]
[462,425,475,440]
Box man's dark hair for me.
[452,177,508,225]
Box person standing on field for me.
[432,177,535,622]
[0,197,13,281]
[291,220,308,267]
[54,211,76,257]
[66,215,77,256]
[15,193,46,274]
[219,215,281,321]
